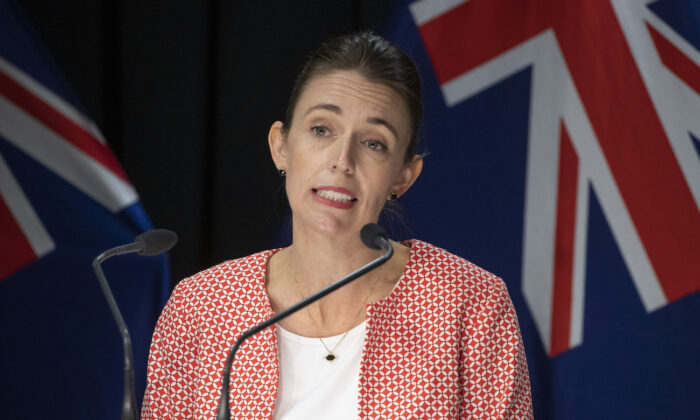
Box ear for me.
[390,155,423,198]
[268,121,287,170]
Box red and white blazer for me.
[142,240,533,419]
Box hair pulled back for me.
[283,31,423,163]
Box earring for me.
[388,193,398,201]
[278,168,287,177]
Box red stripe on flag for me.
[550,123,578,357]
[0,69,129,182]
[418,0,550,84]
[0,196,37,280]
[647,23,700,96]
[418,0,700,303]
[554,1,700,302]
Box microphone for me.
[92,229,178,420]
[216,223,392,420]
[360,223,390,250]
[94,229,178,262]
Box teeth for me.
[316,189,354,202]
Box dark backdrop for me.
[16,0,397,286]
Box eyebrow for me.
[304,103,342,117]
[367,117,399,141]
[304,104,400,140]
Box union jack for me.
[0,56,137,280]
[0,2,168,417]
[409,0,700,357]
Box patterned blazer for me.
[142,240,533,419]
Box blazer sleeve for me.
[460,278,533,419]
[141,280,200,420]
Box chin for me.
[305,213,358,238]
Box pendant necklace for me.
[288,251,381,362]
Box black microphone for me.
[92,229,178,420]
[360,223,390,250]
[215,223,392,420]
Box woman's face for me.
[269,70,422,238]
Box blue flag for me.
[0,1,170,418]
[382,0,700,418]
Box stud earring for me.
[388,193,398,201]
[278,168,287,177]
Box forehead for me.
[294,71,410,137]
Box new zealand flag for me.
[0,0,170,418]
[382,0,700,418]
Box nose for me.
[330,135,355,175]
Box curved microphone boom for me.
[92,229,178,420]
[216,223,392,420]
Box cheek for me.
[283,151,314,203]
[364,171,396,208]
[373,165,403,192]
[285,136,314,170]
[285,169,305,199]
[283,145,303,178]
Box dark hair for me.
[282,30,423,163]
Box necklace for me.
[287,251,381,362]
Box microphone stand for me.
[93,248,139,420]
[215,238,393,420]
[92,229,177,420]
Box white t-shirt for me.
[273,321,367,419]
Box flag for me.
[0,1,170,418]
[382,0,700,418]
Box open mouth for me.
[312,187,358,209]
[313,188,358,203]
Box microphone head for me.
[135,229,178,256]
[360,223,387,250]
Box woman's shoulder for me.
[401,239,508,299]
[170,248,277,304]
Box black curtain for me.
[17,0,397,286]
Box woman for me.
[142,31,532,419]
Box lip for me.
[312,185,358,209]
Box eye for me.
[311,125,331,137]
[366,139,387,152]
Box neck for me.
[267,220,409,336]
[288,232,382,291]
[268,222,384,332]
